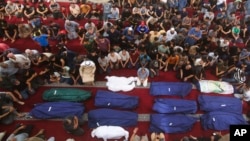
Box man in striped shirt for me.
[220,63,247,85]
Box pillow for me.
[0,131,6,141]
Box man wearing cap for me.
[79,59,96,85]
[122,26,135,41]
[136,21,149,34]
[166,27,177,42]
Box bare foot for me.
[37,129,45,135]
[17,101,25,105]
[18,95,23,99]
[133,127,138,134]
[17,113,26,118]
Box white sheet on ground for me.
[199,80,234,94]
[91,125,129,141]
[105,76,137,92]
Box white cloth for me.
[91,126,129,141]
[199,80,234,94]
[105,76,137,92]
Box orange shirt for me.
[167,55,179,65]
[80,4,91,14]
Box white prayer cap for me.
[128,27,133,31]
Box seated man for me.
[15,1,24,21]
[0,60,19,77]
[151,132,165,141]
[5,0,17,20]
[98,53,111,74]
[0,91,24,105]
[69,2,81,21]
[36,2,49,20]
[130,127,149,141]
[136,67,149,87]
[80,2,91,19]
[49,0,62,19]
[6,124,33,140]
[65,20,80,40]
[108,4,120,20]
[220,62,247,86]
[2,23,18,43]
[18,23,33,39]
[234,81,250,102]
[7,52,31,70]
[0,90,25,126]
[7,124,55,141]
[23,3,36,20]
[89,2,102,20]
[108,50,121,70]
[63,115,85,136]
[79,59,96,85]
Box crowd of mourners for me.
[1,0,250,140]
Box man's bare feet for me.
[17,113,26,118]
[37,129,45,135]
[17,101,25,105]
[133,127,138,134]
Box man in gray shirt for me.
[136,67,149,87]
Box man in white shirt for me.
[216,0,227,11]
[203,9,214,26]
[107,50,121,69]
[69,2,81,20]
[7,53,31,69]
[119,49,130,69]
[166,27,177,42]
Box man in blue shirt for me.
[184,25,202,46]
[136,67,149,87]
[32,31,50,52]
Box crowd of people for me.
[1,0,250,140]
